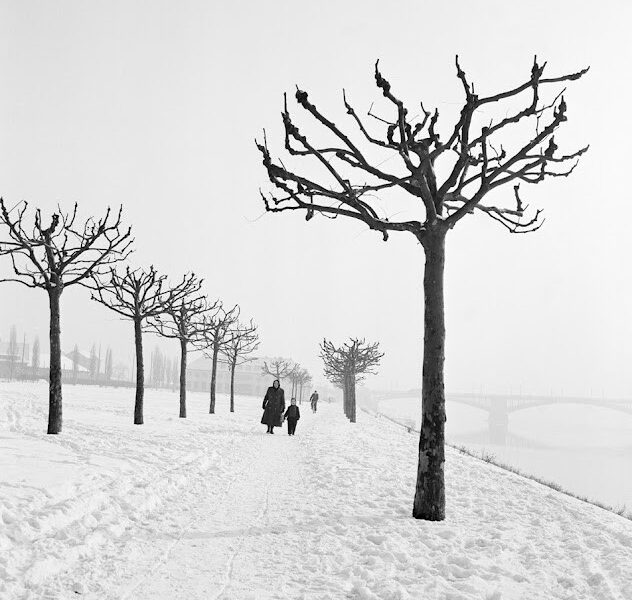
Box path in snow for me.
[2,382,632,600]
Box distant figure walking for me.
[309,390,319,413]
[261,379,285,434]
[284,397,300,436]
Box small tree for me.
[261,357,294,384]
[7,325,18,380]
[221,319,259,412]
[71,344,80,384]
[320,338,383,423]
[0,200,132,433]
[151,282,207,418]
[297,368,311,404]
[89,344,99,381]
[90,266,201,424]
[31,335,40,379]
[287,362,301,399]
[104,348,113,382]
[198,302,239,414]
[258,59,587,520]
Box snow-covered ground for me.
[1,382,631,599]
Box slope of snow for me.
[1,381,631,599]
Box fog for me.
[1,0,631,400]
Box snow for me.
[1,381,631,599]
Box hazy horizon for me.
[1,0,631,397]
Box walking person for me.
[309,390,319,413]
[284,397,300,436]
[261,379,285,434]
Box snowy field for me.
[1,382,632,600]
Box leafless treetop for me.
[0,199,133,290]
[90,266,202,323]
[257,57,588,238]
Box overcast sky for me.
[1,0,630,397]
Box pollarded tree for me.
[91,266,201,424]
[258,58,587,520]
[0,200,132,433]
[296,367,311,404]
[261,357,294,384]
[320,340,351,416]
[287,362,302,399]
[151,282,208,418]
[221,319,259,412]
[198,302,239,414]
[320,338,383,423]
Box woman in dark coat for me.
[261,379,285,434]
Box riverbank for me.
[2,382,631,599]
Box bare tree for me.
[7,325,18,380]
[198,302,239,414]
[71,344,80,384]
[220,319,259,412]
[89,344,98,381]
[104,347,113,382]
[0,200,132,433]
[151,282,207,418]
[295,367,307,404]
[261,357,294,383]
[287,362,301,399]
[31,335,40,379]
[90,266,201,424]
[258,58,587,520]
[320,338,382,423]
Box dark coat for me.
[284,405,300,421]
[261,386,285,426]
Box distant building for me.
[0,340,30,378]
[187,356,287,397]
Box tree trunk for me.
[229,362,236,412]
[47,289,63,434]
[133,317,144,425]
[349,371,357,423]
[209,342,219,414]
[413,230,447,521]
[179,339,187,418]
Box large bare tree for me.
[198,302,240,414]
[0,200,132,433]
[90,266,201,424]
[151,281,207,418]
[257,58,587,520]
[221,319,259,412]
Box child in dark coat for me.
[284,398,300,436]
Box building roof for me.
[39,353,89,371]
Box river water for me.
[374,396,632,513]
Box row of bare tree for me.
[0,201,259,433]
[260,357,312,403]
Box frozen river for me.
[373,396,632,513]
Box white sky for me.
[1,0,631,396]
